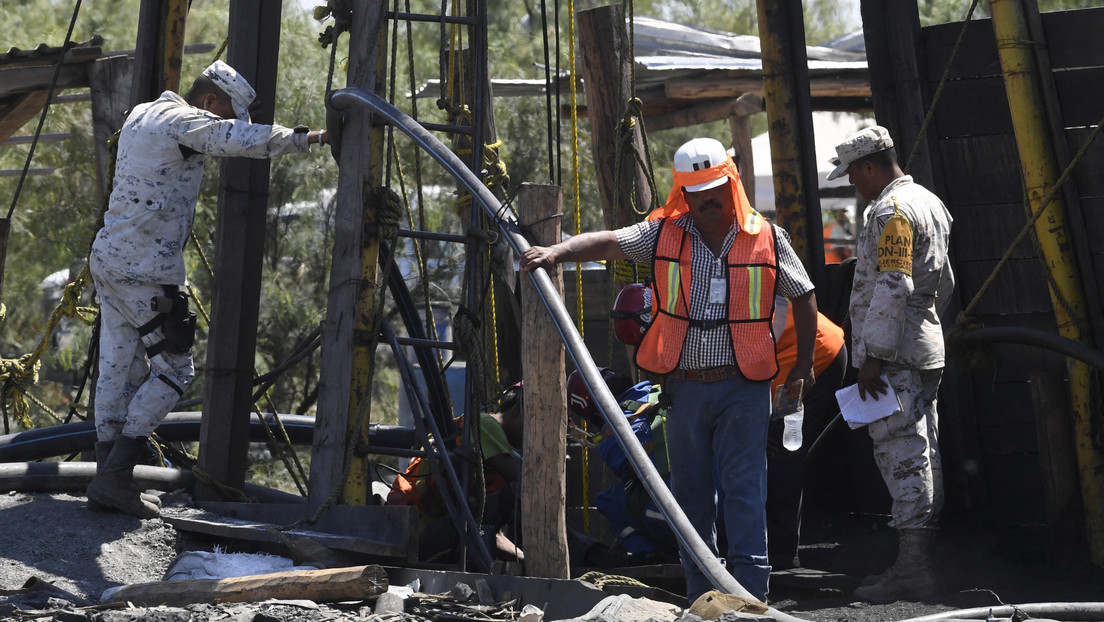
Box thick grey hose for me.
[329,88,810,622]
[898,602,1104,621]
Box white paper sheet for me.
[835,375,902,429]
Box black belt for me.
[687,318,726,330]
[667,365,742,383]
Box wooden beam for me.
[519,183,569,578]
[88,55,133,197]
[196,0,283,499]
[0,91,48,144]
[577,5,654,231]
[644,93,763,132]
[665,76,871,100]
[311,1,389,507]
[0,65,88,95]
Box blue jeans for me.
[666,375,770,602]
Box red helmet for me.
[567,368,633,428]
[611,283,653,345]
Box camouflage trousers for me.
[91,260,194,441]
[867,364,944,530]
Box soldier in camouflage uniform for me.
[826,126,954,603]
[86,61,329,519]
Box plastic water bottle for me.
[782,406,804,451]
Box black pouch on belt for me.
[147,285,197,355]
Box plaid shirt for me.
[615,215,814,370]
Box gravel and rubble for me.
[2,491,1103,622]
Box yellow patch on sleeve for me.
[877,213,913,275]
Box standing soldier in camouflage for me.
[827,126,955,602]
[86,61,329,519]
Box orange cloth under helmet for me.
[647,156,754,229]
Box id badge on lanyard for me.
[708,276,726,305]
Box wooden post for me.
[577,5,654,232]
[310,1,389,507]
[727,94,764,210]
[1029,370,1085,563]
[195,0,282,499]
[756,0,826,289]
[859,0,942,193]
[519,183,569,578]
[88,56,133,198]
[0,218,9,305]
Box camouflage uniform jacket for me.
[91,91,311,285]
[849,175,954,370]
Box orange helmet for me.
[567,368,633,428]
[610,283,653,346]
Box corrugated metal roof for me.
[0,35,104,68]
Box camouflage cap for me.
[201,60,255,122]
[826,125,894,181]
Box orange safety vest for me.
[636,213,779,380]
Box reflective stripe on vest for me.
[635,214,780,380]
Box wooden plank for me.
[929,76,1012,138]
[197,501,418,557]
[0,91,47,144]
[982,454,1048,527]
[975,381,1036,428]
[664,75,871,100]
[163,504,417,560]
[921,18,1001,81]
[937,134,1023,205]
[1041,7,1104,69]
[1066,127,1104,198]
[956,258,1055,316]
[562,268,631,373]
[1052,68,1104,129]
[948,202,1034,262]
[519,183,569,578]
[197,0,284,498]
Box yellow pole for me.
[163,0,189,93]
[989,0,1104,565]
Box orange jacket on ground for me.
[772,306,845,390]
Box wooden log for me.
[644,93,763,132]
[519,183,569,579]
[577,5,654,232]
[665,76,871,100]
[104,564,388,607]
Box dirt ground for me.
[1,491,1102,622]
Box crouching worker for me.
[388,384,526,563]
[87,60,329,518]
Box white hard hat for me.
[673,138,731,192]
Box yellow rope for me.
[578,570,649,588]
[1,266,97,429]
